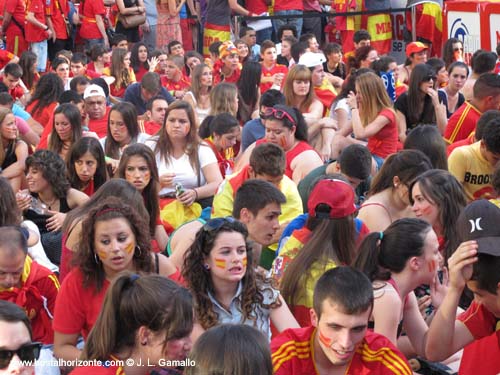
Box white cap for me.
[83,84,106,99]
[298,51,326,68]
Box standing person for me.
[78,0,109,50]
[1,0,29,56]
[115,0,146,44]
[141,0,158,51]
[271,267,412,374]
[272,0,303,40]
[72,273,193,374]
[25,0,51,73]
[202,0,253,58]
[156,0,185,52]
[182,217,299,336]
[48,0,70,61]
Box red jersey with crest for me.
[260,63,288,94]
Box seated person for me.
[271,267,411,374]
[426,199,500,375]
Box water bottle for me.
[30,197,48,215]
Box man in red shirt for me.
[1,63,28,106]
[0,227,60,347]
[1,0,29,56]
[143,96,168,135]
[84,84,111,138]
[161,55,191,100]
[444,73,500,144]
[426,199,500,375]
[271,266,411,375]
[48,0,70,61]
[260,40,288,94]
[25,0,52,72]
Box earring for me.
[94,253,100,264]
[141,340,147,346]
[135,245,142,257]
[204,264,210,270]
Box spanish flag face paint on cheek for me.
[318,330,333,348]
[125,243,134,255]
[427,259,437,273]
[242,256,247,267]
[97,251,108,260]
[214,258,227,269]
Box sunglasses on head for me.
[263,108,296,125]
[203,217,236,232]
[0,342,42,369]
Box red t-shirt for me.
[0,257,59,345]
[5,82,25,101]
[142,120,162,135]
[89,106,112,138]
[53,269,109,339]
[51,0,69,40]
[246,0,268,14]
[79,0,106,39]
[27,100,57,129]
[274,0,303,12]
[25,0,49,43]
[260,63,288,94]
[0,50,16,70]
[444,102,482,144]
[367,108,398,159]
[271,326,411,375]
[458,301,500,375]
[161,75,191,94]
[5,0,26,36]
[134,65,149,82]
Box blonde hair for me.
[356,71,395,126]
[209,83,238,117]
[283,64,315,112]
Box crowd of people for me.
[1,2,500,374]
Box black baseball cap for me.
[460,199,500,256]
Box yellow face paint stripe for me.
[214,258,226,269]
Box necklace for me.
[39,195,58,210]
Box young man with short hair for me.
[123,72,175,116]
[143,96,168,134]
[343,29,371,63]
[461,50,497,101]
[167,40,184,57]
[445,73,500,144]
[426,199,500,375]
[1,63,27,104]
[299,33,320,53]
[161,55,191,99]
[271,266,411,374]
[260,40,288,94]
[448,117,500,201]
[70,52,89,77]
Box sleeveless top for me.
[368,278,409,338]
[24,196,71,234]
[184,91,210,125]
[1,142,17,169]
[359,202,393,222]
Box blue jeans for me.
[85,38,104,52]
[256,27,273,44]
[31,40,48,72]
[272,10,303,39]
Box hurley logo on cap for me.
[469,218,484,233]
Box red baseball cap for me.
[307,179,357,219]
[406,42,428,57]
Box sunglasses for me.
[263,108,296,125]
[203,217,236,232]
[0,342,42,369]
[453,47,464,52]
[423,75,436,82]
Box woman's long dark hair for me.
[27,73,64,118]
[237,61,261,124]
[130,42,149,73]
[407,64,436,125]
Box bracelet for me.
[45,25,49,31]
[192,188,198,201]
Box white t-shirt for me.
[99,133,150,157]
[329,98,352,122]
[146,138,218,195]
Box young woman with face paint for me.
[198,113,240,178]
[53,197,179,362]
[182,218,299,339]
[353,218,448,359]
[116,144,169,252]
